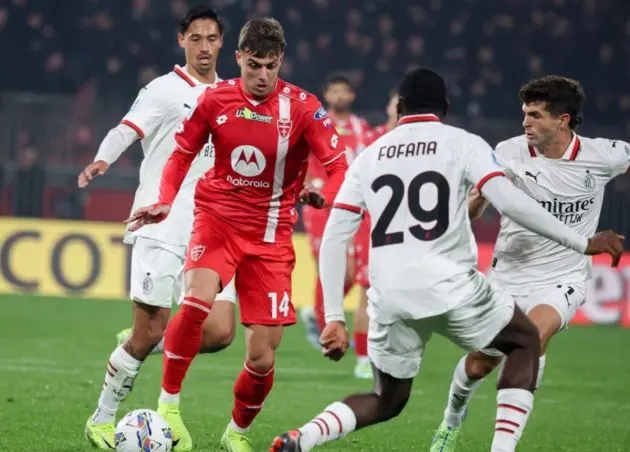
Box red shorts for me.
[354,215,371,288]
[185,211,296,326]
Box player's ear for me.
[177,33,186,49]
[235,50,242,66]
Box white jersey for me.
[333,113,505,322]
[122,65,220,246]
[490,134,630,292]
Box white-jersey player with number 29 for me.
[270,69,623,452]
[78,7,237,450]
[431,75,629,452]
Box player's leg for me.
[85,238,176,449]
[118,278,238,356]
[524,283,586,388]
[271,317,429,451]
[221,242,296,451]
[159,215,242,451]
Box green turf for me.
[0,294,629,451]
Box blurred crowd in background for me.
[0,0,628,242]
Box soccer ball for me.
[114,409,172,452]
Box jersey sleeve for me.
[461,134,506,192]
[121,84,167,139]
[174,88,213,154]
[332,155,366,214]
[302,96,350,205]
[603,139,630,178]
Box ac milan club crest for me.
[277,119,292,139]
[190,245,206,261]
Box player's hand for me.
[319,321,349,362]
[299,188,326,209]
[124,203,170,232]
[585,230,625,267]
[78,160,109,188]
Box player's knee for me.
[200,323,235,353]
[466,352,501,379]
[246,348,275,373]
[376,386,410,422]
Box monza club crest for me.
[189,245,206,262]
[277,118,292,139]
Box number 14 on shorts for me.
[268,291,290,319]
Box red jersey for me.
[159,78,348,244]
[306,113,370,189]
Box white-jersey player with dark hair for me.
[77,7,238,449]
[270,69,623,452]
[431,75,629,451]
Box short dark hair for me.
[179,6,224,35]
[397,68,449,116]
[323,72,354,92]
[238,18,286,58]
[519,76,585,129]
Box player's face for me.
[178,19,223,75]
[522,102,570,147]
[236,51,283,98]
[323,83,356,113]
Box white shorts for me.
[130,237,237,308]
[368,280,515,380]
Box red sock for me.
[354,331,368,357]
[231,362,275,429]
[161,296,211,394]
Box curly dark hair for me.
[323,72,355,92]
[519,76,585,129]
[238,18,286,58]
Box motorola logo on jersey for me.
[538,196,595,225]
[229,145,270,188]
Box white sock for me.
[90,345,142,424]
[151,337,165,355]
[356,356,370,365]
[230,418,248,434]
[535,355,546,390]
[443,356,485,428]
[159,388,180,405]
[298,402,357,451]
[491,388,534,452]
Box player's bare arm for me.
[467,187,489,220]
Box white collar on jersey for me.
[397,113,441,125]
[528,132,582,161]
[173,65,220,87]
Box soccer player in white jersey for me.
[270,69,623,452]
[430,75,630,451]
[77,7,237,450]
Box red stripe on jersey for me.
[528,145,537,157]
[568,136,581,160]
[398,114,441,125]
[173,65,196,87]
[333,203,362,214]
[498,403,528,415]
[325,410,343,434]
[120,120,145,139]
[476,171,505,192]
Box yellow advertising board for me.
[0,217,360,309]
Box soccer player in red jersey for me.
[126,18,349,452]
[301,74,375,379]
